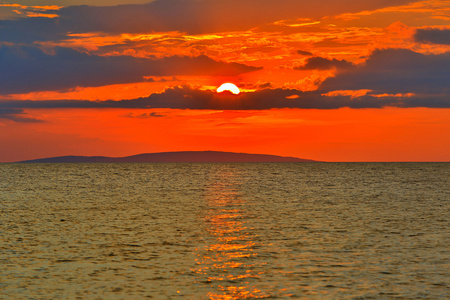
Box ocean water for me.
[0,163,448,299]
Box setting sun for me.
[217,83,240,95]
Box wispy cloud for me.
[0,0,419,43]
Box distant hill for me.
[17,151,319,163]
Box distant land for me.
[16,151,319,163]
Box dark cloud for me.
[1,86,448,111]
[415,28,450,45]
[0,45,260,94]
[125,112,166,118]
[295,56,354,70]
[122,85,449,109]
[2,1,151,7]
[297,50,313,56]
[258,82,273,89]
[321,48,450,94]
[0,108,43,123]
[0,0,418,43]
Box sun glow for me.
[217,83,240,95]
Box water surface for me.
[0,163,448,299]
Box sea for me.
[0,163,448,299]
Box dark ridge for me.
[16,151,319,163]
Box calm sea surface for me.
[0,163,449,299]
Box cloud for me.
[295,56,354,70]
[320,48,450,94]
[1,48,447,110]
[414,28,450,45]
[0,45,261,94]
[124,85,448,109]
[125,112,166,118]
[0,0,419,43]
[297,50,313,56]
[1,86,448,111]
[0,108,43,123]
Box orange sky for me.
[0,0,449,162]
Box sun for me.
[217,83,240,95]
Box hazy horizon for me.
[4,150,450,163]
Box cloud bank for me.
[1,48,448,120]
[0,45,261,94]
[321,48,450,95]
[1,86,447,113]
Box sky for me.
[0,0,449,162]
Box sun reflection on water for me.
[191,167,270,299]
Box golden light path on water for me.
[192,167,272,299]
